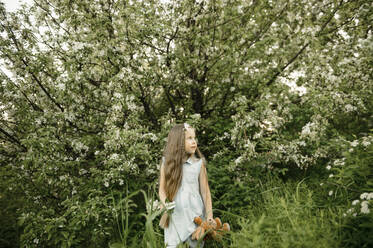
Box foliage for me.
[324,137,373,247]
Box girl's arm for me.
[158,160,167,209]
[199,161,213,220]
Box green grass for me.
[109,176,345,248]
[229,178,342,248]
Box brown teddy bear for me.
[191,216,230,241]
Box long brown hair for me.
[163,124,204,201]
[159,123,204,228]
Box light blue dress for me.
[164,157,205,248]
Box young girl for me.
[158,123,215,248]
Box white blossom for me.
[110,153,119,160]
[361,137,372,147]
[361,201,370,214]
[113,92,122,98]
[56,83,65,91]
[345,104,356,112]
[234,156,242,165]
[328,190,333,196]
[360,192,373,200]
[368,193,373,200]
[352,200,359,205]
[326,165,331,170]
[112,104,121,111]
[347,208,354,214]
[350,140,359,147]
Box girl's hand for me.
[165,201,176,211]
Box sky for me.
[2,0,31,12]
[0,0,33,78]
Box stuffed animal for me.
[191,216,230,241]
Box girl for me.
[158,123,214,248]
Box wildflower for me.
[360,192,369,200]
[329,174,334,178]
[345,104,355,112]
[33,238,39,244]
[326,165,331,170]
[235,156,243,165]
[361,201,370,214]
[362,139,371,147]
[119,179,124,186]
[110,153,119,160]
[329,190,333,196]
[298,141,306,146]
[350,140,359,147]
[352,200,359,205]
[104,181,109,187]
[113,92,122,98]
[368,193,373,200]
[301,123,311,136]
[320,183,324,186]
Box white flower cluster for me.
[347,135,372,153]
[300,122,317,138]
[142,132,158,142]
[345,192,373,216]
[333,158,346,167]
[361,136,373,147]
[234,156,243,166]
[360,192,373,214]
[71,140,89,153]
[126,95,140,112]
[344,104,357,112]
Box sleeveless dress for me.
[164,157,205,247]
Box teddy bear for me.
[191,216,230,241]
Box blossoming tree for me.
[0,0,371,246]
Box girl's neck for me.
[187,154,197,161]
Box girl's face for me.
[185,128,197,155]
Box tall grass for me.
[229,177,342,248]
[109,176,347,248]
